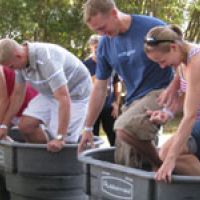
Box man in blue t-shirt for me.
[79,0,173,169]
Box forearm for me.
[166,115,196,161]
[170,73,180,92]
[158,73,180,107]
[85,81,107,127]
[166,95,184,115]
[114,82,122,106]
[0,99,9,123]
[116,93,121,105]
[2,94,25,126]
[57,97,71,135]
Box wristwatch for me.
[56,134,65,141]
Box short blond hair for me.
[0,38,21,64]
[88,34,101,45]
[83,0,116,23]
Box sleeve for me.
[95,38,112,80]
[37,48,68,92]
[42,59,67,92]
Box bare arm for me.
[85,79,108,127]
[157,72,180,107]
[147,94,184,125]
[155,56,200,182]
[147,71,183,124]
[47,85,71,152]
[0,82,26,139]
[78,79,108,152]
[111,80,122,118]
[2,82,26,126]
[53,85,71,136]
[0,68,9,123]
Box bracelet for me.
[84,126,93,132]
[0,124,8,129]
[162,107,174,119]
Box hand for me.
[78,131,94,154]
[147,109,170,125]
[0,128,8,140]
[47,139,65,152]
[157,84,180,108]
[155,157,176,183]
[111,102,119,118]
[4,135,14,142]
[157,89,174,107]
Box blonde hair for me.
[88,34,101,45]
[0,39,21,64]
[83,0,116,23]
[144,25,184,53]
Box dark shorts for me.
[191,120,200,159]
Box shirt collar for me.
[23,42,37,70]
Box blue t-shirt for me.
[96,14,173,105]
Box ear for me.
[170,43,178,52]
[14,52,23,59]
[110,8,117,18]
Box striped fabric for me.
[180,47,200,120]
[187,48,200,63]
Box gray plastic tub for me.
[0,129,103,200]
[0,151,9,200]
[0,147,4,172]
[0,135,103,175]
[10,193,88,200]
[0,174,10,200]
[6,173,88,200]
[79,147,200,200]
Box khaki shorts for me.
[114,89,163,168]
[114,89,163,141]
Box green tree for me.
[116,0,187,25]
[0,0,190,58]
[185,1,200,42]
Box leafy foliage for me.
[0,0,192,58]
[185,1,200,42]
[116,0,187,25]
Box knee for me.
[116,129,138,146]
[18,120,37,134]
[116,129,128,142]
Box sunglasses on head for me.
[144,37,175,46]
